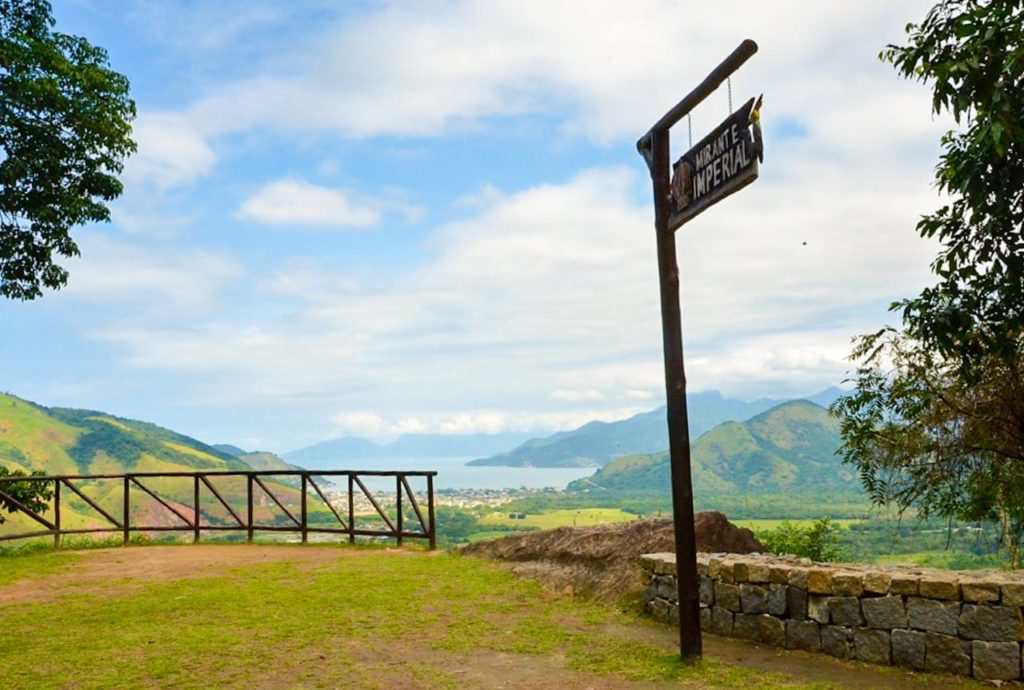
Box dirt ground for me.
[1,546,985,689]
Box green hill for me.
[466,390,829,468]
[568,400,858,494]
[0,393,303,537]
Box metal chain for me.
[727,77,733,113]
[687,114,692,148]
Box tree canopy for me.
[0,0,135,300]
[0,467,52,525]
[833,0,1024,566]
[887,0,1024,374]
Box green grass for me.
[734,519,862,531]
[0,545,830,689]
[480,507,639,530]
[0,549,81,585]
[869,550,1006,570]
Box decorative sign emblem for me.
[668,95,763,230]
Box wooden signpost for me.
[635,39,762,659]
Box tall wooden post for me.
[636,39,759,659]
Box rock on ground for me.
[461,512,763,602]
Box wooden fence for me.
[0,470,436,549]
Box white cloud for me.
[94,127,942,423]
[124,113,216,190]
[58,236,243,312]
[121,1,939,187]
[551,389,604,402]
[236,179,380,227]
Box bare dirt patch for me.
[0,544,422,604]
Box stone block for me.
[807,568,833,594]
[889,573,920,596]
[960,578,1000,604]
[740,584,768,614]
[832,572,865,597]
[862,596,907,630]
[769,564,792,585]
[656,575,676,601]
[732,613,760,640]
[699,576,714,606]
[785,620,821,651]
[808,595,831,624]
[919,574,961,601]
[711,606,733,636]
[715,582,740,612]
[828,597,863,627]
[971,640,1021,681]
[709,558,734,583]
[892,629,926,670]
[958,604,1024,641]
[786,587,808,620]
[756,614,786,648]
[648,553,676,575]
[1001,582,1024,607]
[695,556,709,578]
[746,561,771,583]
[732,560,753,583]
[767,584,788,616]
[642,586,657,607]
[863,571,892,594]
[820,625,853,659]
[907,597,960,635]
[854,628,891,665]
[668,603,679,626]
[924,632,970,676]
[787,567,808,590]
[655,552,679,573]
[649,598,670,622]
[700,606,712,632]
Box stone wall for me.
[640,552,1024,681]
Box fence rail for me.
[0,470,436,550]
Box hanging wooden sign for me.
[668,95,763,231]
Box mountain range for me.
[466,387,845,468]
[282,431,538,470]
[567,400,857,494]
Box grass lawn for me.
[480,507,639,530]
[732,519,862,531]
[0,544,982,689]
[0,544,805,690]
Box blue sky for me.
[2,0,947,452]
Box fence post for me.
[301,473,308,545]
[427,474,436,551]
[396,475,403,546]
[247,474,254,544]
[348,474,355,544]
[53,478,61,549]
[123,475,130,545]
[193,474,201,544]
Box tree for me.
[833,1,1024,566]
[0,0,135,300]
[0,467,52,525]
[833,328,1024,566]
[887,0,1024,375]
[758,518,842,562]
